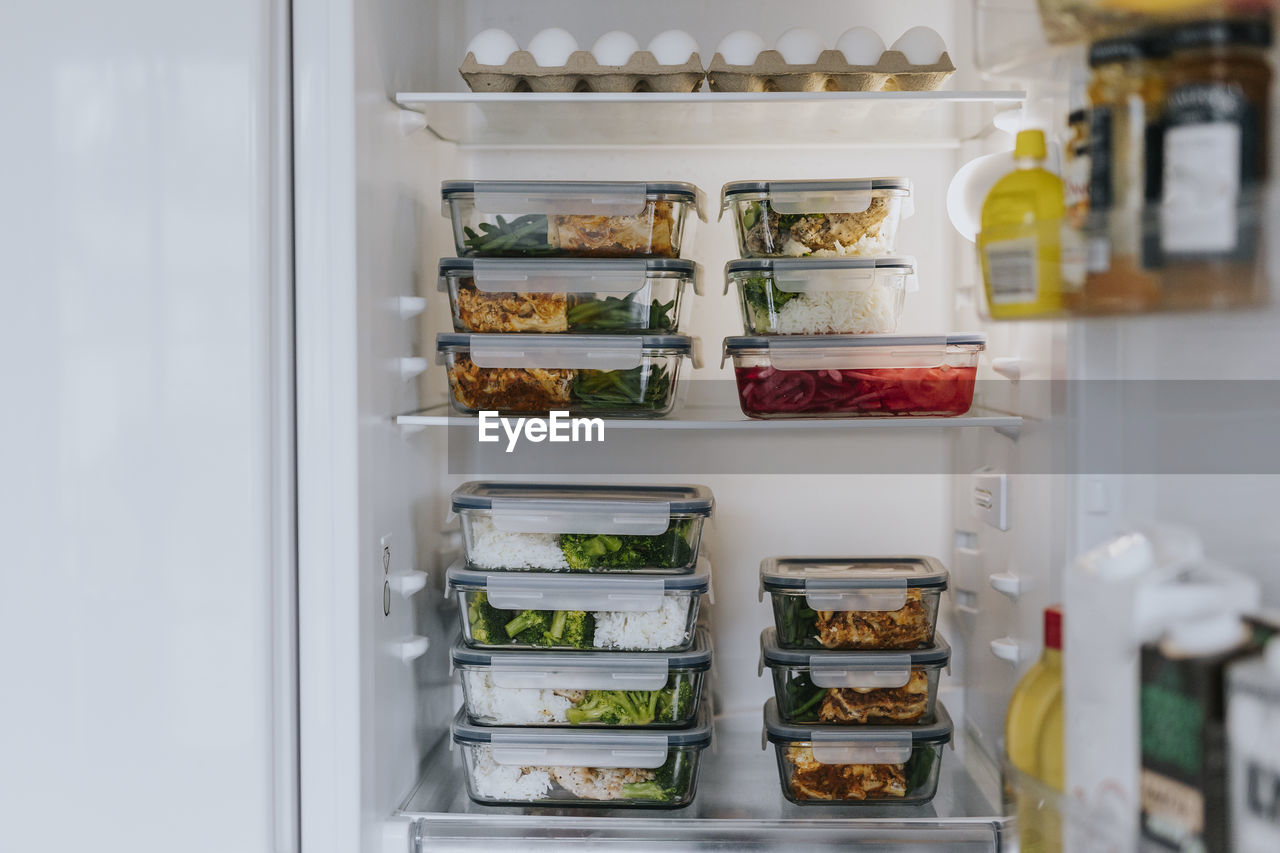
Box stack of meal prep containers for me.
[757,557,954,805]
[435,181,705,418]
[718,178,987,418]
[446,481,715,807]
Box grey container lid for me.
[760,627,951,669]
[724,333,986,353]
[447,562,711,593]
[452,482,714,515]
[760,556,949,592]
[451,624,713,670]
[437,332,694,354]
[439,257,697,276]
[721,178,913,198]
[442,180,699,200]
[763,697,953,746]
[451,704,713,748]
[726,256,916,275]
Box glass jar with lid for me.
[1081,29,1167,314]
[1155,17,1272,310]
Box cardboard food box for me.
[706,49,955,93]
[460,50,705,93]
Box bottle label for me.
[1159,81,1260,260]
[983,236,1039,304]
[1088,106,1114,211]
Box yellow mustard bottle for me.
[1005,606,1065,853]
[978,130,1070,318]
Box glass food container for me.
[759,556,948,650]
[451,481,714,573]
[726,257,916,336]
[437,333,693,417]
[764,698,952,805]
[439,257,701,334]
[452,628,712,728]
[723,334,984,419]
[760,627,950,724]
[721,178,913,258]
[442,180,703,258]
[452,705,712,808]
[448,560,711,652]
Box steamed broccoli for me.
[564,689,662,725]
[654,676,695,723]
[620,751,693,802]
[559,521,695,570]
[465,592,595,648]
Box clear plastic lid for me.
[723,257,918,295]
[451,626,712,690]
[452,705,712,767]
[447,559,710,611]
[759,628,950,688]
[720,178,914,216]
[438,333,694,371]
[442,180,706,220]
[452,482,713,536]
[759,556,948,612]
[763,698,952,764]
[722,333,985,370]
[439,257,701,294]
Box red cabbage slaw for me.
[734,365,977,417]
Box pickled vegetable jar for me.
[723,334,984,419]
[440,257,699,334]
[721,178,913,258]
[442,180,703,258]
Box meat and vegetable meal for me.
[460,205,681,258]
[451,279,678,333]
[445,355,676,415]
[774,588,939,650]
[465,743,700,805]
[461,667,700,727]
[785,745,912,800]
[738,198,897,258]
[781,670,932,724]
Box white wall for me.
[0,2,294,852]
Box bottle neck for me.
[1015,156,1043,170]
[1042,647,1062,666]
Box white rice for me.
[468,745,553,801]
[466,515,569,570]
[462,668,573,724]
[593,595,691,650]
[781,230,891,258]
[770,284,899,335]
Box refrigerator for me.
[4,0,1277,851]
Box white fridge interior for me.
[290,1,1280,851]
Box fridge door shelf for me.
[394,90,1025,147]
[398,709,1008,850]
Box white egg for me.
[715,30,766,66]
[891,26,947,65]
[591,30,640,66]
[835,27,885,66]
[647,29,699,65]
[466,29,520,66]
[775,27,825,65]
[527,27,579,67]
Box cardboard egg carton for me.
[707,49,955,93]
[460,50,706,93]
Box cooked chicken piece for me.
[552,689,585,703]
[548,201,675,257]
[551,766,654,800]
[456,282,568,332]
[447,357,574,412]
[785,197,891,252]
[815,589,931,649]
[786,745,908,801]
[818,670,930,724]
